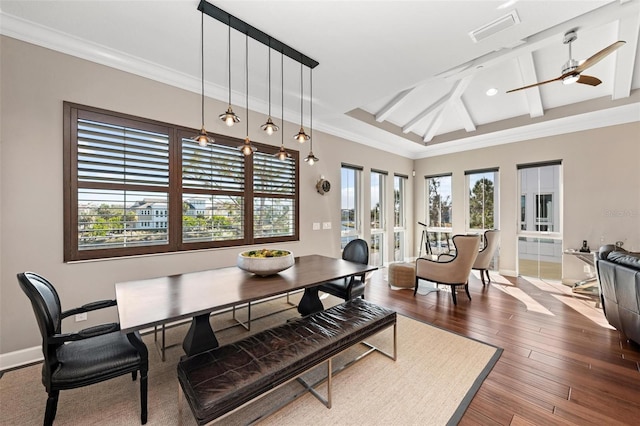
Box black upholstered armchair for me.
[318,238,370,300]
[17,272,148,425]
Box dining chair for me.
[414,234,480,305]
[472,229,500,285]
[17,272,149,425]
[318,238,369,301]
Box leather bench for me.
[177,298,397,425]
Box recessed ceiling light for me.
[486,88,498,96]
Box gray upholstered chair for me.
[472,229,500,285]
[414,234,480,305]
[17,272,149,425]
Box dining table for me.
[115,254,377,356]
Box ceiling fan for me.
[507,30,625,93]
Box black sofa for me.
[595,245,640,345]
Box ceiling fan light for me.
[563,74,580,85]
[191,126,215,147]
[261,117,279,135]
[220,106,240,126]
[294,127,310,143]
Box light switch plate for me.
[322,222,331,230]
[312,222,320,230]
[75,313,87,322]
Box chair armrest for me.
[61,299,117,319]
[50,322,120,344]
[437,254,455,262]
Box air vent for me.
[469,10,520,43]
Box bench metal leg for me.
[296,358,332,409]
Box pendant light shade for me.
[191,11,214,147]
[219,24,240,126]
[238,34,256,156]
[304,68,318,165]
[261,47,279,136]
[293,62,310,143]
[275,52,290,161]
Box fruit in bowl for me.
[237,249,294,276]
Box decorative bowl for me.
[237,249,294,276]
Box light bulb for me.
[225,116,235,126]
[307,157,315,165]
[198,136,208,147]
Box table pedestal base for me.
[183,314,219,356]
[297,287,324,316]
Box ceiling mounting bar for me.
[197,0,319,69]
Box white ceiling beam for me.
[421,77,474,141]
[516,53,544,118]
[612,13,640,100]
[375,88,414,122]
[453,98,476,132]
[439,0,640,82]
[423,105,448,143]
[402,92,449,134]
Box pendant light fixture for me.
[239,34,256,156]
[293,62,310,143]
[261,44,279,136]
[304,67,319,165]
[191,11,215,147]
[219,24,240,127]
[275,52,290,161]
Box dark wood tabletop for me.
[115,254,377,333]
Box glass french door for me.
[517,162,562,280]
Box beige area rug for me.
[0,294,501,426]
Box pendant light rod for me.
[198,0,319,69]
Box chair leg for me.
[479,269,486,286]
[485,269,491,284]
[414,277,419,296]
[44,390,59,426]
[450,286,458,305]
[132,371,137,381]
[464,283,472,301]
[140,369,148,424]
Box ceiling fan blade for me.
[576,74,602,86]
[506,75,563,93]
[575,40,625,73]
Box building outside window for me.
[370,170,386,266]
[341,164,362,249]
[393,174,407,262]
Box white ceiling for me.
[1,0,639,159]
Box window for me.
[425,174,452,254]
[393,174,407,262]
[64,103,299,261]
[370,170,386,266]
[341,164,362,249]
[465,169,498,233]
[517,161,562,280]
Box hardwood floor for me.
[364,268,640,425]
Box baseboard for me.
[499,269,517,277]
[0,346,42,372]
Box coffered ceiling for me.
[1,0,638,159]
